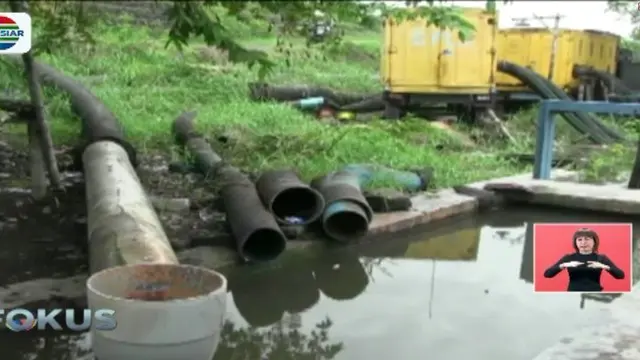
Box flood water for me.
[1,205,638,359]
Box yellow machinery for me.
[379,8,622,119]
[496,28,620,92]
[582,30,619,73]
[381,8,497,99]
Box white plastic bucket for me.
[86,263,227,360]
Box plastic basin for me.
[86,263,227,360]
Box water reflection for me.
[220,213,631,360]
[229,262,318,327]
[214,315,343,360]
[5,209,640,360]
[217,254,368,359]
[314,252,370,302]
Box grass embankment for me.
[0,15,634,188]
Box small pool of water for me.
[215,206,640,360]
[3,206,639,359]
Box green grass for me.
[0,21,545,189]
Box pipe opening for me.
[87,263,226,302]
[242,228,287,262]
[271,187,324,224]
[324,211,369,242]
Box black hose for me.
[172,111,223,176]
[172,112,287,262]
[531,67,626,142]
[19,58,138,166]
[573,65,633,95]
[255,170,325,225]
[340,94,385,112]
[248,82,370,106]
[497,61,617,144]
[310,171,373,242]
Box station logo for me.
[0,13,31,54]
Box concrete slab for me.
[478,170,640,215]
[369,189,477,235]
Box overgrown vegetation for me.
[0,17,525,188]
[0,1,636,190]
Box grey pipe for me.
[83,141,178,273]
[255,170,324,225]
[172,112,287,262]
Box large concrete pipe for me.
[83,141,178,273]
[83,140,228,359]
[255,170,324,225]
[172,112,287,262]
[16,56,228,359]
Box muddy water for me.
[216,207,640,360]
[0,205,638,359]
[0,185,93,360]
[0,187,87,285]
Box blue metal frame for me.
[533,100,640,180]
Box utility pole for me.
[511,13,565,81]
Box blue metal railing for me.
[533,100,640,179]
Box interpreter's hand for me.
[560,261,584,268]
[587,261,610,270]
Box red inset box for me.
[533,223,633,293]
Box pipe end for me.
[322,201,370,243]
[240,228,287,263]
[271,186,326,225]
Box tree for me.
[607,1,640,40]
[8,0,62,199]
[16,1,501,77]
[164,1,482,78]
